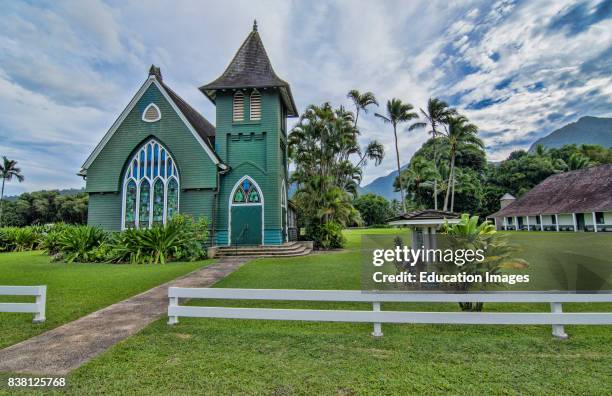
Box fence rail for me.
[167,288,612,339]
[0,285,46,323]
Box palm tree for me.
[409,98,456,210]
[441,116,483,212]
[534,144,547,157]
[375,99,419,212]
[347,90,378,128]
[567,152,590,170]
[0,157,25,225]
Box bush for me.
[54,225,109,263]
[307,221,346,249]
[0,226,45,252]
[5,215,210,264]
[107,215,208,264]
[106,215,209,264]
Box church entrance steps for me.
[215,241,313,258]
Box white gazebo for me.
[387,210,461,249]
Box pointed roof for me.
[200,21,298,116]
[79,67,226,176]
[500,193,516,200]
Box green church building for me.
[79,22,297,246]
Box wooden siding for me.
[87,193,121,231]
[85,83,217,193]
[215,89,286,243]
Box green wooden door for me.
[231,206,262,245]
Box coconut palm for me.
[0,157,25,225]
[440,116,483,212]
[375,99,419,212]
[347,90,378,128]
[409,98,456,210]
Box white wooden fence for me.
[0,285,46,323]
[167,288,612,339]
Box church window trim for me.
[281,180,288,242]
[233,91,245,122]
[250,90,261,121]
[121,139,180,230]
[142,103,161,122]
[228,175,265,246]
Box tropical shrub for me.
[54,225,109,263]
[306,221,346,249]
[106,215,208,264]
[440,214,528,311]
[0,226,45,252]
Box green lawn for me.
[58,229,612,395]
[0,251,212,349]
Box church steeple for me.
[199,22,297,116]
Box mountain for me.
[529,116,612,151]
[359,164,409,200]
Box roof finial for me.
[148,64,162,82]
[253,19,258,32]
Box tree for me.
[0,157,25,226]
[353,193,391,226]
[567,152,590,170]
[289,103,364,246]
[346,90,385,171]
[347,90,378,129]
[396,156,438,207]
[375,99,419,213]
[440,116,483,212]
[408,98,456,209]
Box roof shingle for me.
[199,22,298,116]
[491,164,612,217]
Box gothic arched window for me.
[232,177,261,204]
[122,139,179,229]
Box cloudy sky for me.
[1,0,611,195]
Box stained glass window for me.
[167,178,179,220]
[124,180,137,228]
[139,180,151,228]
[123,139,179,229]
[153,179,164,226]
[232,178,261,205]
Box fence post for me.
[168,295,179,325]
[33,286,46,323]
[550,302,568,339]
[372,302,383,337]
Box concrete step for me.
[215,242,312,258]
[217,246,307,257]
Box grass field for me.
[54,228,612,395]
[0,251,212,349]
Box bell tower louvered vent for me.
[142,103,161,122]
[250,90,261,121]
[233,91,244,121]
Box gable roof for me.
[199,21,298,116]
[79,72,225,176]
[491,164,612,217]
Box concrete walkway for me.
[0,258,248,375]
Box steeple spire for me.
[253,19,258,32]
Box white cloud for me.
[1,0,610,194]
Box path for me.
[0,257,248,375]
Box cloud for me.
[0,0,611,195]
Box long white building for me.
[490,164,612,232]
